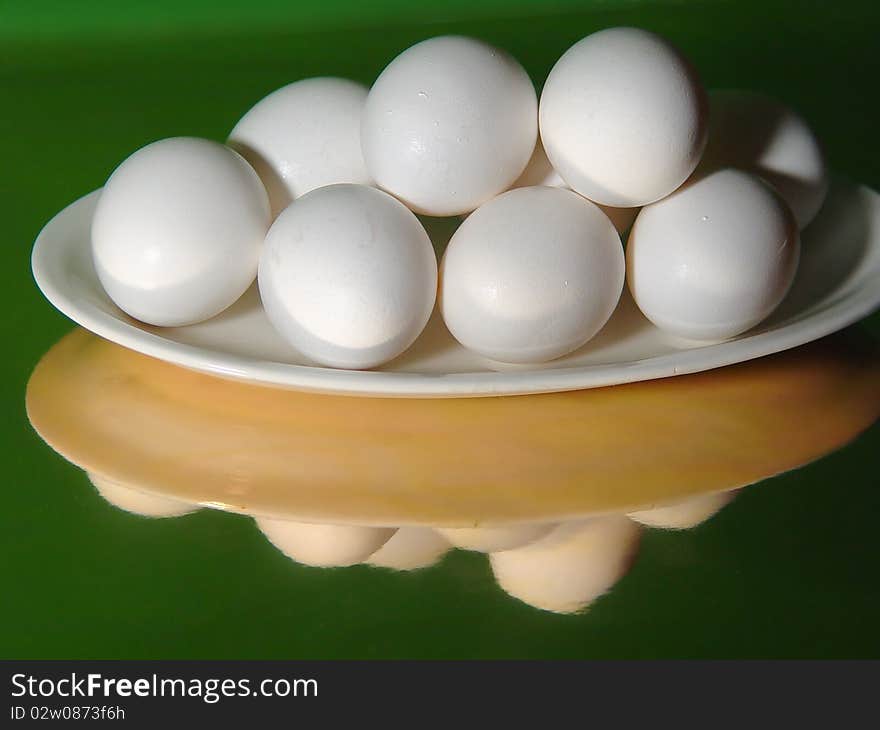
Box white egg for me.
[259,183,437,369]
[510,138,568,189]
[361,35,537,216]
[628,490,737,529]
[540,27,708,207]
[489,518,641,614]
[91,137,270,326]
[511,138,639,236]
[366,527,450,570]
[228,77,372,218]
[436,523,555,553]
[87,472,197,518]
[704,90,828,229]
[256,517,396,567]
[440,186,624,363]
[627,168,800,340]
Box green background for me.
[2,0,879,658]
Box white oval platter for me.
[31,178,880,397]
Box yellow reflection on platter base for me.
[26,327,880,527]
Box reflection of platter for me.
[31,179,880,396]
[25,329,880,613]
[26,328,880,526]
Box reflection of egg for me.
[540,27,707,207]
[437,523,554,553]
[228,78,371,218]
[627,169,800,340]
[703,90,827,229]
[256,518,396,567]
[91,137,270,326]
[441,186,624,363]
[259,184,437,369]
[366,528,450,570]
[87,472,196,518]
[628,490,737,529]
[361,35,537,216]
[490,517,641,614]
[510,139,639,236]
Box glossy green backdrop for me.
[2,0,879,658]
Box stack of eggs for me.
[92,27,825,369]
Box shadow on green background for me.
[2,0,879,657]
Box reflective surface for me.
[4,0,880,657]
[42,403,743,615]
[26,329,880,525]
[23,328,880,619]
[73,471,736,614]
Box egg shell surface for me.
[91,137,270,326]
[228,77,371,218]
[511,138,639,235]
[540,27,707,207]
[361,35,537,216]
[627,168,800,340]
[703,89,828,229]
[258,183,437,369]
[440,186,624,363]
